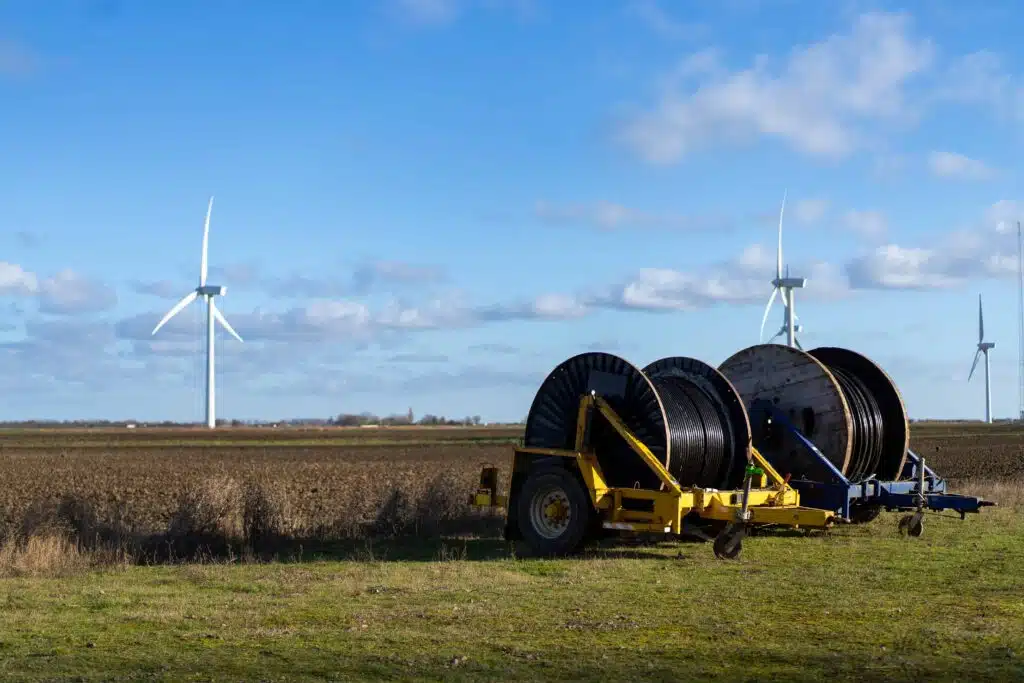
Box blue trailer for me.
[747,398,996,536]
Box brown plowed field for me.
[0,423,1020,537]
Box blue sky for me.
[2,0,1024,423]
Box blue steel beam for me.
[748,400,994,520]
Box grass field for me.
[0,423,1022,681]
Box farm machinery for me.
[471,345,995,559]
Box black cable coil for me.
[648,375,736,489]
[827,365,885,481]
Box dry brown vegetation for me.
[0,422,1021,575]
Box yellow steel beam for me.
[590,394,683,495]
[750,445,789,490]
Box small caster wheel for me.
[898,511,924,537]
[849,504,882,524]
[908,515,923,537]
[713,522,745,560]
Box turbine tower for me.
[759,190,807,349]
[1017,221,1023,421]
[152,196,244,429]
[968,294,995,424]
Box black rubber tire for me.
[515,465,593,557]
[849,504,882,524]
[898,512,924,537]
[713,522,745,560]
[907,515,923,537]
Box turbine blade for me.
[212,301,243,343]
[152,290,198,335]
[794,337,804,350]
[978,294,984,342]
[200,196,213,287]
[777,189,786,280]
[759,288,779,342]
[969,349,981,381]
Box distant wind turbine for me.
[152,196,243,429]
[968,294,995,424]
[759,190,807,349]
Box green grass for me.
[2,509,1023,682]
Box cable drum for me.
[718,344,909,483]
[651,376,731,488]
[522,352,751,492]
[809,347,909,482]
[828,365,884,480]
[643,357,751,490]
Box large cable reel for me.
[522,352,751,491]
[717,344,910,482]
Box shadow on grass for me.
[136,531,722,565]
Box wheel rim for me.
[528,484,572,539]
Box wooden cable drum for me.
[522,352,752,491]
[717,344,909,482]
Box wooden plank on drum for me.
[718,344,852,476]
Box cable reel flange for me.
[808,347,909,481]
[523,352,671,491]
[718,343,854,477]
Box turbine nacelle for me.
[198,285,226,297]
[774,277,806,289]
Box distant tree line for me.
[330,411,484,427]
[0,412,517,428]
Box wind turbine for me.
[759,190,807,349]
[152,196,244,429]
[968,294,995,424]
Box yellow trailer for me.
[472,381,835,559]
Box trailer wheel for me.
[898,511,924,537]
[713,522,745,560]
[849,504,882,524]
[515,465,592,557]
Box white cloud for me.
[531,293,587,319]
[845,245,959,290]
[1,264,118,315]
[594,244,850,312]
[933,50,1024,121]
[928,151,996,180]
[616,12,935,163]
[37,270,118,315]
[0,262,38,295]
[989,200,1024,232]
[844,203,1020,289]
